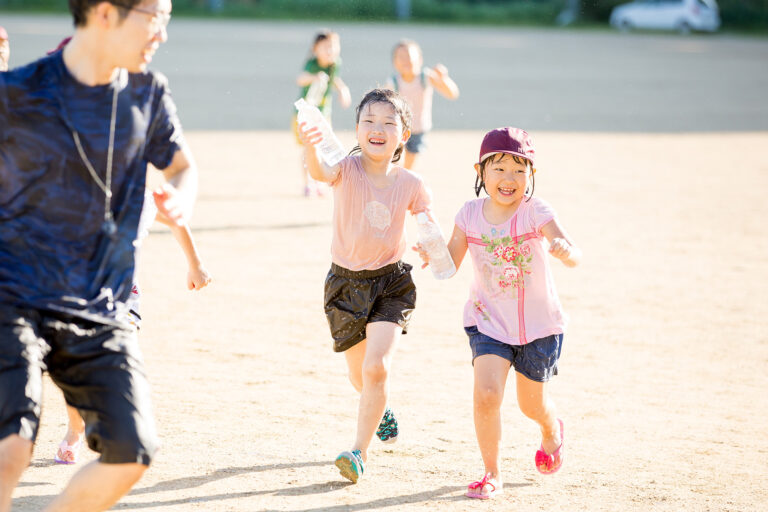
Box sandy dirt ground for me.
[10,129,768,511]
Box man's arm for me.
[154,145,197,225]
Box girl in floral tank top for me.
[415,127,581,499]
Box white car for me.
[610,0,721,34]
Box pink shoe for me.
[54,438,84,465]
[535,418,564,474]
[466,473,502,499]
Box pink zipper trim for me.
[511,217,527,345]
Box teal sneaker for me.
[335,449,365,483]
[376,407,399,444]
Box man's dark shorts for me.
[324,261,416,352]
[465,325,563,383]
[0,304,159,465]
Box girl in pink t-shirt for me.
[415,127,581,499]
[298,88,432,484]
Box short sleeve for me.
[530,197,557,233]
[328,155,351,187]
[408,177,432,215]
[303,58,317,73]
[144,73,184,170]
[454,201,472,234]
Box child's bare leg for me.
[515,372,560,454]
[63,405,85,444]
[350,321,400,461]
[344,339,365,393]
[403,150,416,170]
[473,354,510,492]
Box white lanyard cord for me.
[71,80,119,224]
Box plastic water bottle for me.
[305,72,329,107]
[416,212,456,280]
[294,98,346,167]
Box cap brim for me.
[478,150,534,166]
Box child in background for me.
[0,26,10,71]
[385,39,459,170]
[415,127,581,499]
[54,187,212,464]
[294,30,351,197]
[298,89,432,483]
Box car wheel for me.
[618,19,632,33]
[676,21,691,35]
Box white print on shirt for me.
[364,201,392,237]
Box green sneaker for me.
[376,407,399,444]
[335,449,365,483]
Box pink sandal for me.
[54,438,84,465]
[466,473,502,499]
[535,418,564,474]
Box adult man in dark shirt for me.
[0,1,196,510]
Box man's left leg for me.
[44,461,146,512]
[47,317,159,511]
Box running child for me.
[414,127,581,499]
[294,30,351,197]
[385,39,459,170]
[55,187,212,465]
[298,88,432,483]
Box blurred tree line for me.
[1,0,766,30]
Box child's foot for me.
[335,449,365,483]
[535,418,564,474]
[54,434,84,465]
[466,472,503,499]
[376,407,399,444]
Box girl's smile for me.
[476,153,531,212]
[356,101,409,160]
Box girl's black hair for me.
[348,88,412,164]
[312,29,336,48]
[474,153,535,201]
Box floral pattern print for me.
[481,231,533,296]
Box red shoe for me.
[535,419,564,474]
[466,473,502,499]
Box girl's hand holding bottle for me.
[412,242,430,269]
[297,121,323,148]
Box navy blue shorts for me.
[465,326,562,382]
[405,132,428,154]
[0,304,159,465]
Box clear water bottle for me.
[416,212,456,280]
[294,98,346,167]
[305,71,329,107]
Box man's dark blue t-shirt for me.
[0,51,184,325]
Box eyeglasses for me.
[113,3,172,31]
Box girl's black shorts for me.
[324,261,416,352]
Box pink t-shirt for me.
[330,155,431,271]
[455,197,567,345]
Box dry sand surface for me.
[13,130,768,511]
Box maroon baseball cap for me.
[0,26,8,40]
[478,127,536,170]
